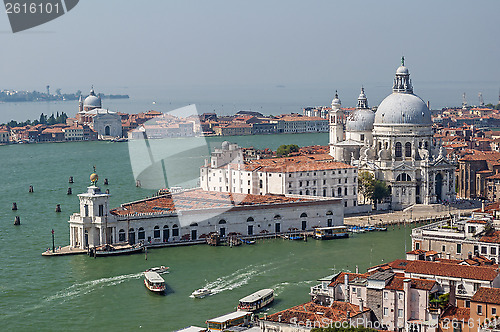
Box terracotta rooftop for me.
[263,301,370,325]
[221,154,354,173]
[385,276,436,291]
[471,287,500,304]
[110,188,317,217]
[328,272,369,288]
[440,306,470,321]
[479,229,500,244]
[405,260,498,281]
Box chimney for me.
[449,281,456,306]
[344,274,350,302]
[278,315,281,322]
[403,279,411,322]
[356,265,359,274]
[360,299,364,311]
[482,201,485,213]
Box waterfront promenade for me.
[344,201,481,227]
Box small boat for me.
[288,235,304,240]
[237,289,274,311]
[314,226,349,240]
[243,239,256,245]
[375,227,388,232]
[144,271,166,293]
[190,288,212,298]
[145,266,169,274]
[89,243,144,257]
[364,226,376,232]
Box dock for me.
[42,245,86,256]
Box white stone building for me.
[68,177,344,249]
[330,59,456,209]
[200,142,367,213]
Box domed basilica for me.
[330,58,455,209]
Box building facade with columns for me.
[330,59,456,209]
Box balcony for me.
[310,284,330,297]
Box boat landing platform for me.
[42,245,86,256]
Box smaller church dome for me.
[331,91,341,107]
[396,66,409,74]
[346,109,375,132]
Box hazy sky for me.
[1,0,500,107]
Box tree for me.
[358,171,375,204]
[276,144,300,157]
[372,180,391,208]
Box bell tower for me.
[329,91,343,157]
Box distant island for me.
[0,88,129,103]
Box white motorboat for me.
[190,288,212,298]
[145,266,169,274]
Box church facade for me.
[330,59,456,210]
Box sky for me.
[1,0,500,108]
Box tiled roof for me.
[263,301,370,324]
[479,229,500,244]
[110,188,317,217]
[221,154,354,173]
[471,287,500,304]
[405,260,498,281]
[385,276,436,291]
[328,272,368,288]
[441,306,470,321]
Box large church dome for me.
[84,87,102,109]
[374,93,431,125]
[374,58,431,126]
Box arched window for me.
[300,213,308,218]
[138,227,145,240]
[338,187,342,196]
[344,187,348,196]
[425,141,429,149]
[405,142,412,157]
[274,215,281,220]
[153,226,160,238]
[190,222,198,227]
[247,217,254,222]
[218,219,226,224]
[395,142,402,158]
[396,173,412,182]
[118,229,126,242]
[326,211,333,216]
[306,189,310,195]
[172,224,179,237]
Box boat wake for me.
[271,280,315,296]
[202,262,278,296]
[46,272,144,302]
[0,272,144,321]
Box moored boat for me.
[190,288,212,298]
[144,271,166,293]
[314,226,349,240]
[89,243,144,257]
[237,288,274,311]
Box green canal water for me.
[0,133,413,331]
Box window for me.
[465,300,470,308]
[384,292,388,299]
[442,245,446,252]
[84,204,89,217]
[344,188,348,196]
[344,201,348,207]
[398,309,403,318]
[360,134,365,141]
[478,305,483,315]
[118,229,126,242]
[172,224,179,237]
[457,244,462,254]
[395,142,402,157]
[98,204,104,217]
[415,242,420,250]
[492,247,497,255]
[338,188,342,196]
[396,173,412,182]
[138,227,145,240]
[399,292,403,300]
[493,308,497,315]
[153,226,160,238]
[383,307,388,316]
[474,283,480,292]
[405,142,412,157]
[481,246,487,254]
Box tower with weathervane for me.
[68,168,113,249]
